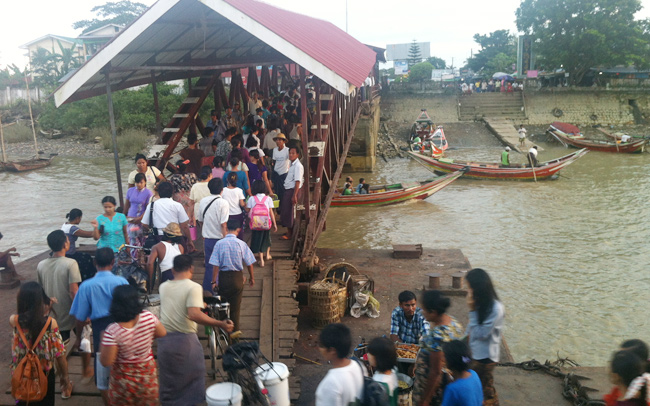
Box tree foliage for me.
[465,30,516,73]
[29,42,81,89]
[427,56,447,69]
[516,0,650,84]
[409,62,434,82]
[73,1,148,33]
[408,40,422,67]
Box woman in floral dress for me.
[412,290,464,406]
[100,285,166,405]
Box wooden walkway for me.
[1,232,301,405]
[484,118,543,153]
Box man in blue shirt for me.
[390,290,430,344]
[209,218,256,332]
[70,247,128,404]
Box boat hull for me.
[0,158,53,172]
[549,129,646,153]
[407,149,588,181]
[331,171,464,207]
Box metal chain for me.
[498,359,606,406]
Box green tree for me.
[516,0,650,85]
[485,53,516,76]
[426,56,447,69]
[73,1,148,33]
[29,41,81,89]
[408,40,422,67]
[409,61,434,82]
[465,30,516,72]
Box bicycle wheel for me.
[208,328,218,380]
[216,328,230,359]
[149,259,160,293]
[228,367,269,406]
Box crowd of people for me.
[460,79,524,95]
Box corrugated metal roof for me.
[221,0,376,88]
[53,0,376,106]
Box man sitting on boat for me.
[620,134,631,143]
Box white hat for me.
[505,146,511,151]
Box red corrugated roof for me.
[223,0,376,88]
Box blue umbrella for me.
[492,72,515,81]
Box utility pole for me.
[345,0,348,32]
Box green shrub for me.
[101,128,150,157]
[2,122,34,143]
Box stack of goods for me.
[309,278,347,328]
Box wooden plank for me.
[272,260,279,361]
[259,277,273,359]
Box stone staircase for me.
[458,92,527,121]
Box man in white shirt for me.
[248,92,262,116]
[272,133,290,206]
[315,323,364,406]
[141,181,194,252]
[197,178,230,291]
[527,145,538,167]
[280,146,304,240]
[518,125,527,147]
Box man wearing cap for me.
[272,133,290,206]
[501,146,511,167]
[528,145,538,167]
[147,222,185,283]
[280,146,304,240]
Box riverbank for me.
[1,133,112,159]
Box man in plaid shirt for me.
[390,290,430,344]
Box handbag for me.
[143,201,158,249]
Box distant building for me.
[386,42,431,66]
[20,24,124,69]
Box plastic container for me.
[206,382,243,406]
[255,362,290,406]
[189,225,197,241]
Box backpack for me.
[12,316,51,402]
[249,195,272,231]
[355,360,390,406]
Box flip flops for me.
[280,235,290,240]
[61,381,73,399]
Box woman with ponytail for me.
[465,268,505,406]
[222,171,246,240]
[61,209,98,281]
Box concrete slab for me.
[484,118,543,153]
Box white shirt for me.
[373,371,398,397]
[284,158,304,190]
[221,187,246,216]
[141,198,189,235]
[248,98,262,115]
[263,129,280,150]
[247,147,265,157]
[128,166,161,192]
[197,195,230,239]
[273,147,290,175]
[518,128,527,138]
[621,134,631,142]
[528,147,538,158]
[246,193,274,211]
[315,361,364,406]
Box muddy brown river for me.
[1,141,648,366]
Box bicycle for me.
[202,295,232,380]
[117,244,160,293]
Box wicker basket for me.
[309,278,347,328]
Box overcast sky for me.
[2,0,650,70]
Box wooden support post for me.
[427,273,441,289]
[218,79,229,109]
[271,65,278,94]
[188,78,196,136]
[229,70,237,108]
[0,113,6,162]
[152,72,161,140]
[452,272,465,289]
[104,69,125,208]
[213,80,220,113]
[298,67,312,253]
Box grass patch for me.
[2,122,34,143]
[100,128,150,157]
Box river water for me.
[1,145,649,366]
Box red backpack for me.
[12,316,51,403]
[249,195,272,231]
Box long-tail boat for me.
[407,149,588,181]
[597,127,648,142]
[331,170,464,207]
[548,126,646,153]
[549,122,584,138]
[0,156,54,172]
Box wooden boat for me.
[410,110,448,151]
[549,122,584,138]
[548,127,646,153]
[597,127,648,142]
[331,170,464,207]
[407,149,588,181]
[0,157,54,172]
